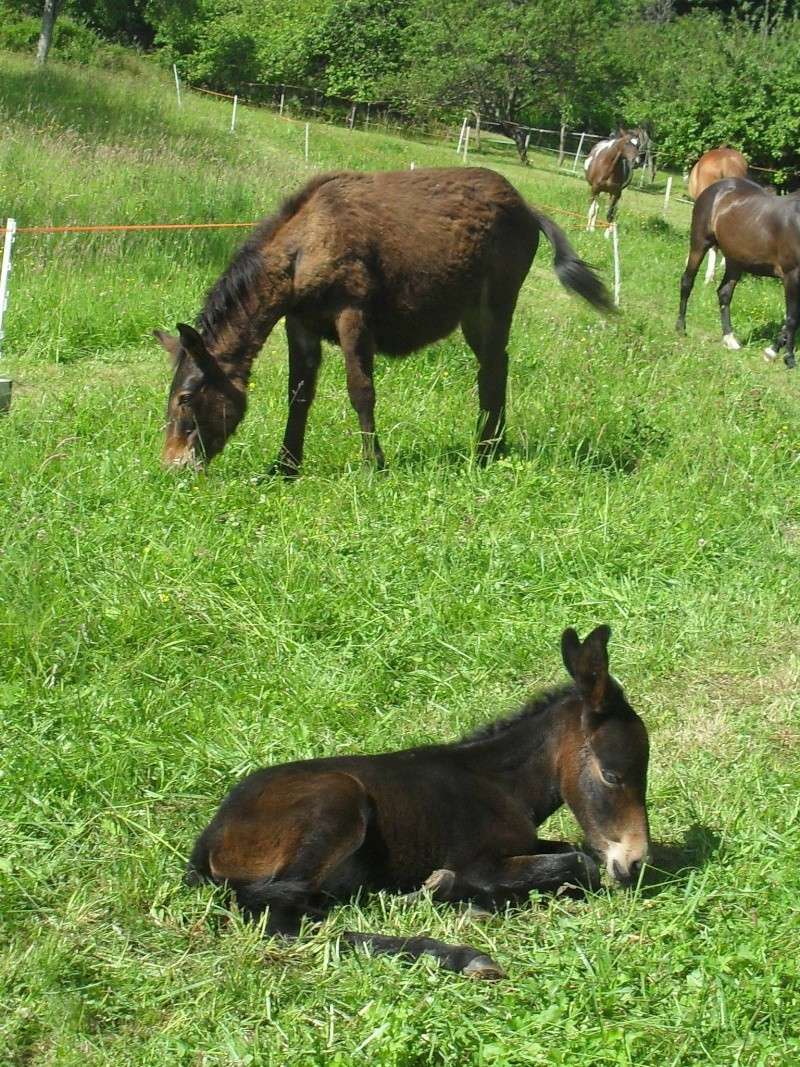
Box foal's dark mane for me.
[456,684,572,746]
[196,173,340,343]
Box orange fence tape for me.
[0,221,257,235]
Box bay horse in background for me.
[497,121,532,166]
[677,177,800,367]
[186,625,650,979]
[687,147,749,283]
[155,168,612,476]
[585,132,643,235]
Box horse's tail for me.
[532,209,615,313]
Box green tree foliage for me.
[4,0,800,177]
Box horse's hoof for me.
[785,354,796,369]
[722,333,741,351]
[764,347,779,362]
[604,226,613,240]
[462,954,505,980]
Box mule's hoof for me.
[764,347,779,362]
[462,954,505,980]
[722,333,741,351]
[423,868,457,896]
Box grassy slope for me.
[1,52,799,1066]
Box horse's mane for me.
[456,684,572,746]
[197,172,342,342]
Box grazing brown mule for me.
[687,147,749,283]
[585,132,642,234]
[186,625,650,979]
[155,167,611,475]
[676,177,800,367]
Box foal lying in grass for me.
[187,625,650,978]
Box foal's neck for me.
[458,693,575,824]
[199,248,293,388]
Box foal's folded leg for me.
[417,851,601,907]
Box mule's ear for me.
[562,624,612,713]
[561,627,582,679]
[153,329,181,364]
[177,322,221,379]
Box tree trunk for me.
[36,0,60,66]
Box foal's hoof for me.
[764,347,780,362]
[462,954,506,980]
[423,868,457,897]
[722,333,742,351]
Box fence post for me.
[173,64,182,108]
[663,175,673,217]
[279,88,285,116]
[571,132,586,173]
[611,222,620,307]
[304,122,310,163]
[0,218,17,360]
[463,126,470,163]
[456,116,468,154]
[230,94,238,133]
[365,103,370,130]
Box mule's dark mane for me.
[197,173,341,343]
[457,684,572,745]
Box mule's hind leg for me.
[717,263,743,350]
[462,292,515,463]
[272,315,322,477]
[337,308,385,469]
[206,771,371,936]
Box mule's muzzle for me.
[162,433,204,472]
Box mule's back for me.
[283,168,539,354]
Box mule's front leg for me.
[337,308,386,469]
[419,852,600,907]
[271,315,322,477]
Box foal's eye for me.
[178,392,194,406]
[601,769,623,788]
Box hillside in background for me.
[4,0,800,175]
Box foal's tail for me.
[532,210,615,313]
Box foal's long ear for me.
[153,329,181,365]
[177,322,222,380]
[561,624,611,713]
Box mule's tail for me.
[532,210,615,313]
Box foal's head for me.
[559,625,650,884]
[155,324,246,468]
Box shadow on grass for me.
[639,823,721,895]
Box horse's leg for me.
[717,263,743,350]
[587,196,599,232]
[337,307,385,469]
[271,315,322,477]
[461,291,513,463]
[604,191,621,238]
[676,241,711,334]
[703,247,717,285]
[780,268,800,368]
[416,850,601,906]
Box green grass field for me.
[1,52,799,1066]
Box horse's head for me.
[155,324,247,469]
[559,625,650,884]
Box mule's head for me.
[155,324,246,468]
[559,624,650,884]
